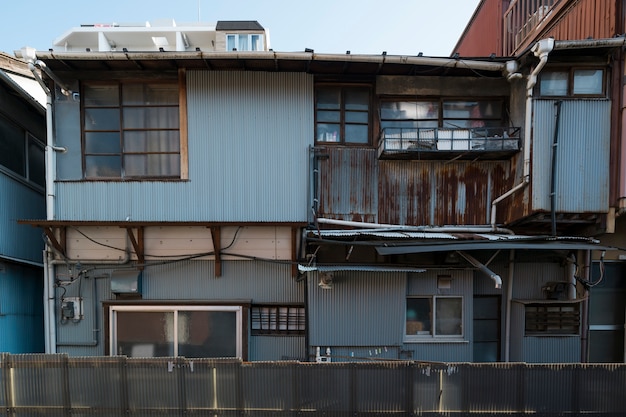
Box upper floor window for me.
[250,305,305,336]
[315,85,371,144]
[82,81,182,180]
[539,68,605,97]
[226,34,264,51]
[0,113,45,187]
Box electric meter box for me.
[111,270,142,294]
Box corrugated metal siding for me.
[378,160,511,226]
[532,99,610,213]
[307,271,406,346]
[144,260,303,303]
[0,174,45,263]
[522,336,580,362]
[316,147,378,223]
[538,0,620,45]
[249,335,305,361]
[0,263,44,353]
[56,71,313,222]
[454,0,505,56]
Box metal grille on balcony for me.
[378,127,520,160]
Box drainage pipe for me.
[550,100,563,236]
[457,251,502,289]
[504,250,515,362]
[315,218,514,234]
[43,249,57,353]
[490,38,554,227]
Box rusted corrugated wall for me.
[316,147,513,226]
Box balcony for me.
[378,127,521,160]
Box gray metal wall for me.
[532,99,611,213]
[55,260,304,359]
[55,71,313,222]
[0,262,44,353]
[0,174,45,263]
[307,269,474,363]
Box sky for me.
[0,0,481,57]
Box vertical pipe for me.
[550,100,563,236]
[44,250,57,353]
[580,249,591,363]
[504,249,515,362]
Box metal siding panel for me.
[0,174,45,263]
[541,0,619,42]
[307,271,405,346]
[522,336,580,363]
[317,147,378,222]
[143,260,303,303]
[56,71,313,222]
[378,160,511,226]
[0,263,44,353]
[249,335,305,361]
[532,99,610,213]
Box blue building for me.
[0,52,46,353]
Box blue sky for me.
[1,0,481,57]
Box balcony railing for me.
[504,0,559,55]
[378,127,521,160]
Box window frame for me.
[538,67,606,98]
[0,111,45,188]
[315,84,372,146]
[80,72,188,181]
[107,304,245,358]
[405,295,464,341]
[226,33,264,51]
[250,304,306,336]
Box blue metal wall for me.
[0,173,45,263]
[0,262,44,352]
[55,71,313,222]
[532,99,611,213]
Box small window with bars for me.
[251,305,305,335]
[525,303,580,335]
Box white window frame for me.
[226,34,264,51]
[405,296,464,342]
[109,304,243,357]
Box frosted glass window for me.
[573,69,603,95]
[540,72,568,96]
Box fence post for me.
[1,353,13,417]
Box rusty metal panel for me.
[454,0,506,56]
[540,0,619,44]
[316,147,379,223]
[378,160,512,226]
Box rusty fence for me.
[1,354,626,416]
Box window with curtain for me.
[82,81,181,179]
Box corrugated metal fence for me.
[1,354,626,416]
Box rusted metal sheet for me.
[378,160,512,226]
[316,146,513,226]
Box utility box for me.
[111,270,142,295]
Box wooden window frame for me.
[80,69,188,181]
[315,84,372,146]
[538,67,606,98]
[250,304,306,336]
[525,303,580,336]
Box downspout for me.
[619,50,626,214]
[22,47,70,354]
[580,249,591,363]
[550,100,563,236]
[504,250,515,362]
[490,38,555,227]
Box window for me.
[316,86,371,144]
[539,68,605,97]
[109,305,243,358]
[380,99,504,131]
[226,34,264,51]
[406,296,463,338]
[251,305,305,335]
[525,303,580,335]
[82,81,182,179]
[0,113,45,187]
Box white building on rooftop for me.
[52,19,269,53]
